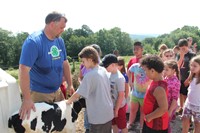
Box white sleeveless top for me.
[185,78,200,112]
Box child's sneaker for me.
[127,123,135,131]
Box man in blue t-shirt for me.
[19,11,74,120]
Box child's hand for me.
[66,100,72,105]
[145,114,152,122]
[184,79,190,87]
[114,109,119,118]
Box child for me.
[140,55,168,133]
[177,38,196,115]
[182,55,200,133]
[78,44,102,133]
[117,56,129,100]
[127,42,144,83]
[172,45,180,61]
[66,46,114,133]
[158,44,168,58]
[163,60,181,133]
[162,49,175,61]
[127,56,151,132]
[101,54,128,133]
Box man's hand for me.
[19,99,36,120]
[67,85,75,95]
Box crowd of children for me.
[63,36,199,133]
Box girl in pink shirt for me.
[163,60,181,133]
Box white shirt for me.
[187,78,200,106]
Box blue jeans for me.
[84,109,90,129]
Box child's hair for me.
[117,56,126,73]
[133,41,143,48]
[158,44,168,57]
[187,37,193,42]
[90,44,102,57]
[190,55,200,84]
[173,45,179,51]
[78,46,99,64]
[162,49,174,57]
[113,49,119,57]
[178,38,188,47]
[164,60,180,80]
[158,44,168,52]
[140,55,164,73]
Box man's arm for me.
[63,60,74,94]
[19,64,35,120]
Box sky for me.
[1,0,200,35]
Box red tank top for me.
[143,80,168,130]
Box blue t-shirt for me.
[19,31,67,93]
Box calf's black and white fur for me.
[8,98,85,133]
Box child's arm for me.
[78,68,83,83]
[168,81,180,117]
[168,99,177,117]
[125,83,129,99]
[114,91,124,117]
[184,71,194,87]
[127,70,133,88]
[66,92,81,104]
[145,86,168,122]
[177,51,184,69]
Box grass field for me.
[6,68,18,80]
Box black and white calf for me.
[8,98,85,133]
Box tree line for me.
[0,25,199,69]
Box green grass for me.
[6,68,19,80]
[123,56,132,66]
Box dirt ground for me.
[76,109,85,133]
[75,109,194,133]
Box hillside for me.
[129,34,159,41]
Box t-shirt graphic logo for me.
[48,46,62,58]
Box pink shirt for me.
[164,75,180,108]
